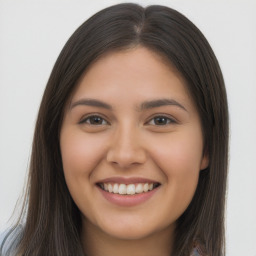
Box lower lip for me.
[97,186,160,207]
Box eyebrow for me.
[70,98,187,112]
[140,99,187,112]
[70,98,112,110]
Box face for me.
[60,47,208,241]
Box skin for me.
[60,47,208,256]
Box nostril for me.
[106,147,147,168]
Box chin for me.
[103,226,156,240]
[95,215,172,241]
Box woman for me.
[0,3,229,256]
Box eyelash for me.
[146,115,176,126]
[79,115,109,125]
[79,114,176,126]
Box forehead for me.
[71,47,191,102]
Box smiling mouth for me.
[97,182,160,196]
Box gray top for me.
[0,226,22,256]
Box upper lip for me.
[96,177,160,184]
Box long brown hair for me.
[1,3,229,256]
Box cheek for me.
[59,128,109,218]
[60,130,105,175]
[152,128,204,174]
[59,129,109,203]
[148,129,203,212]
[159,125,203,169]
[168,140,203,173]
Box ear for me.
[200,153,209,170]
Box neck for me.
[81,219,174,256]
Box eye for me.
[147,116,176,126]
[79,115,108,125]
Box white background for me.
[0,0,255,255]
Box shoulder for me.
[0,226,23,256]
[0,229,10,253]
[190,244,206,256]
[190,247,201,256]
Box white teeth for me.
[108,184,113,193]
[143,183,149,192]
[118,184,126,194]
[127,184,136,195]
[101,182,158,195]
[113,183,119,194]
[135,183,143,193]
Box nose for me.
[106,125,147,169]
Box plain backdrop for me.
[0,0,255,255]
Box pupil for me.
[155,117,167,125]
[90,116,102,124]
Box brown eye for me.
[80,115,108,125]
[148,116,175,126]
